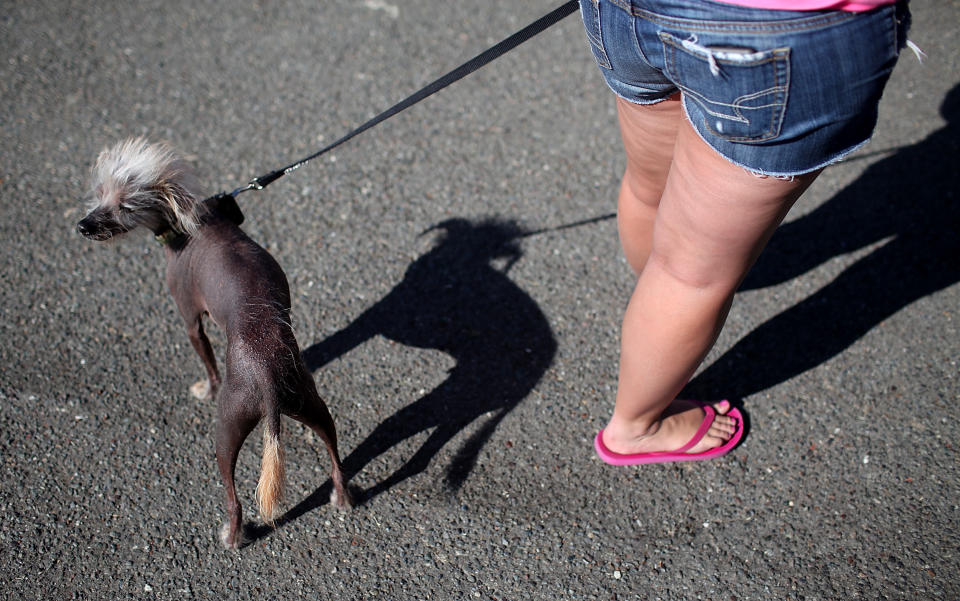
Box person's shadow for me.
[684,84,960,401]
[296,216,558,505]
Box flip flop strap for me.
[673,405,716,453]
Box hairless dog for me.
[77,138,352,548]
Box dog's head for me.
[77,138,205,241]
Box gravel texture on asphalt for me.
[1,1,958,599]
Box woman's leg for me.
[616,95,683,275]
[603,100,821,455]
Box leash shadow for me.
[684,84,960,402]
[282,216,558,522]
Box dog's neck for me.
[154,226,184,246]
[152,193,244,249]
[152,222,191,252]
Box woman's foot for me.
[601,400,738,456]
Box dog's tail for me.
[255,400,286,525]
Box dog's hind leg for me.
[186,315,221,400]
[215,395,259,549]
[285,383,353,509]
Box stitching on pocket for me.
[581,0,612,69]
[660,31,790,143]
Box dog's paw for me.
[219,522,249,550]
[330,486,355,509]
[190,379,211,400]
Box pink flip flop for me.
[594,401,744,466]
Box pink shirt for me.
[708,0,896,11]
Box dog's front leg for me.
[186,315,221,400]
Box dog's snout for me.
[77,215,110,240]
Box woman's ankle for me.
[605,413,660,445]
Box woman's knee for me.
[644,241,744,295]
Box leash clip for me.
[233,169,285,197]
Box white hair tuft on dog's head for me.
[90,137,206,236]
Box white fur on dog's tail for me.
[255,411,286,524]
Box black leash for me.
[223,0,579,200]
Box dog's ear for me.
[157,179,205,236]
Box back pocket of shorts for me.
[659,31,789,143]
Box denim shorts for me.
[579,0,910,175]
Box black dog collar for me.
[154,193,245,246]
[154,227,180,245]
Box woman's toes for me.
[710,415,738,438]
[713,399,732,414]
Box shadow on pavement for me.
[270,216,557,533]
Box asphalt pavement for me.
[1,0,958,599]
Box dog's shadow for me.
[684,84,960,401]
[248,216,558,537]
